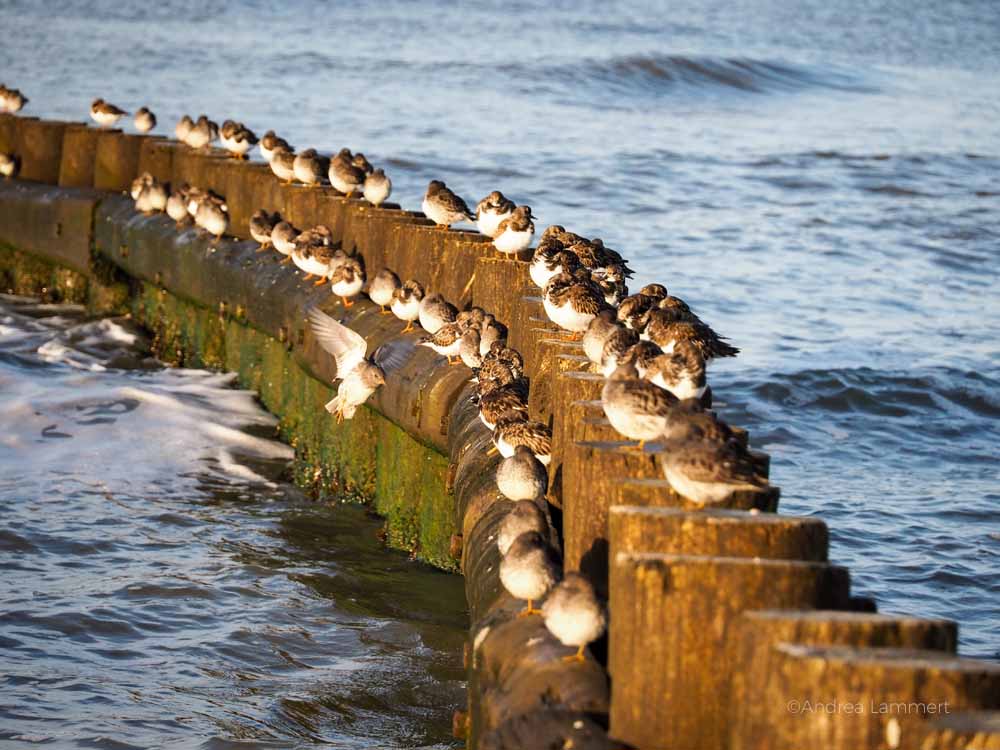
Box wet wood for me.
[547,368,604,508]
[731,644,1000,750]
[608,553,850,750]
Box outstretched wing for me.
[308,308,368,377]
[371,338,411,375]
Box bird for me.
[530,245,582,290]
[271,221,299,263]
[390,280,425,333]
[593,264,629,307]
[492,411,552,465]
[250,209,281,252]
[194,199,228,240]
[294,148,326,185]
[459,327,483,369]
[492,205,535,256]
[269,147,296,185]
[542,573,606,662]
[363,168,392,207]
[90,98,127,128]
[642,316,739,360]
[1,87,28,114]
[542,269,608,337]
[367,268,400,313]
[329,256,365,308]
[352,152,374,176]
[222,122,258,160]
[166,185,190,227]
[174,115,194,143]
[475,190,515,238]
[476,374,529,431]
[307,308,402,423]
[259,131,293,162]
[291,228,335,281]
[617,291,663,331]
[133,107,156,133]
[644,341,707,401]
[496,449,548,503]
[479,314,507,358]
[602,360,679,450]
[497,500,548,555]
[499,530,561,617]
[659,435,769,505]
[419,321,464,364]
[422,180,474,230]
[599,327,640,376]
[134,179,167,215]
[328,148,365,196]
[583,309,623,366]
[0,152,20,179]
[130,172,153,200]
[418,293,458,335]
[186,115,218,150]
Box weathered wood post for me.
[94,131,145,191]
[916,711,1000,749]
[732,644,1000,750]
[137,137,176,184]
[58,124,101,187]
[608,553,850,750]
[15,118,69,183]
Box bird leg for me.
[303,273,315,281]
[280,256,292,265]
[517,599,541,617]
[256,243,271,252]
[402,321,414,333]
[628,440,647,452]
[341,297,354,308]
[557,331,584,342]
[486,445,498,457]
[437,224,449,231]
[312,276,328,286]
[379,305,390,314]
[562,645,586,662]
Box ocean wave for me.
[530,54,874,98]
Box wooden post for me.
[609,506,829,561]
[615,474,781,512]
[528,341,587,425]
[0,113,17,154]
[58,124,101,187]
[608,553,850,750]
[93,132,145,191]
[547,368,604,508]
[15,118,69,184]
[217,159,259,240]
[731,644,1000,750]
[562,440,661,595]
[136,137,175,185]
[470,255,532,327]
[916,711,1000,749]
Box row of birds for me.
[102,92,768,661]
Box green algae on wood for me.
[127,279,457,569]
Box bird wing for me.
[371,339,411,375]
[308,308,367,376]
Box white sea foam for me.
[0,298,293,489]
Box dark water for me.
[1,0,999,739]
[0,298,467,747]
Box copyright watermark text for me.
[786,699,950,716]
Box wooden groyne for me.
[1,112,998,750]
